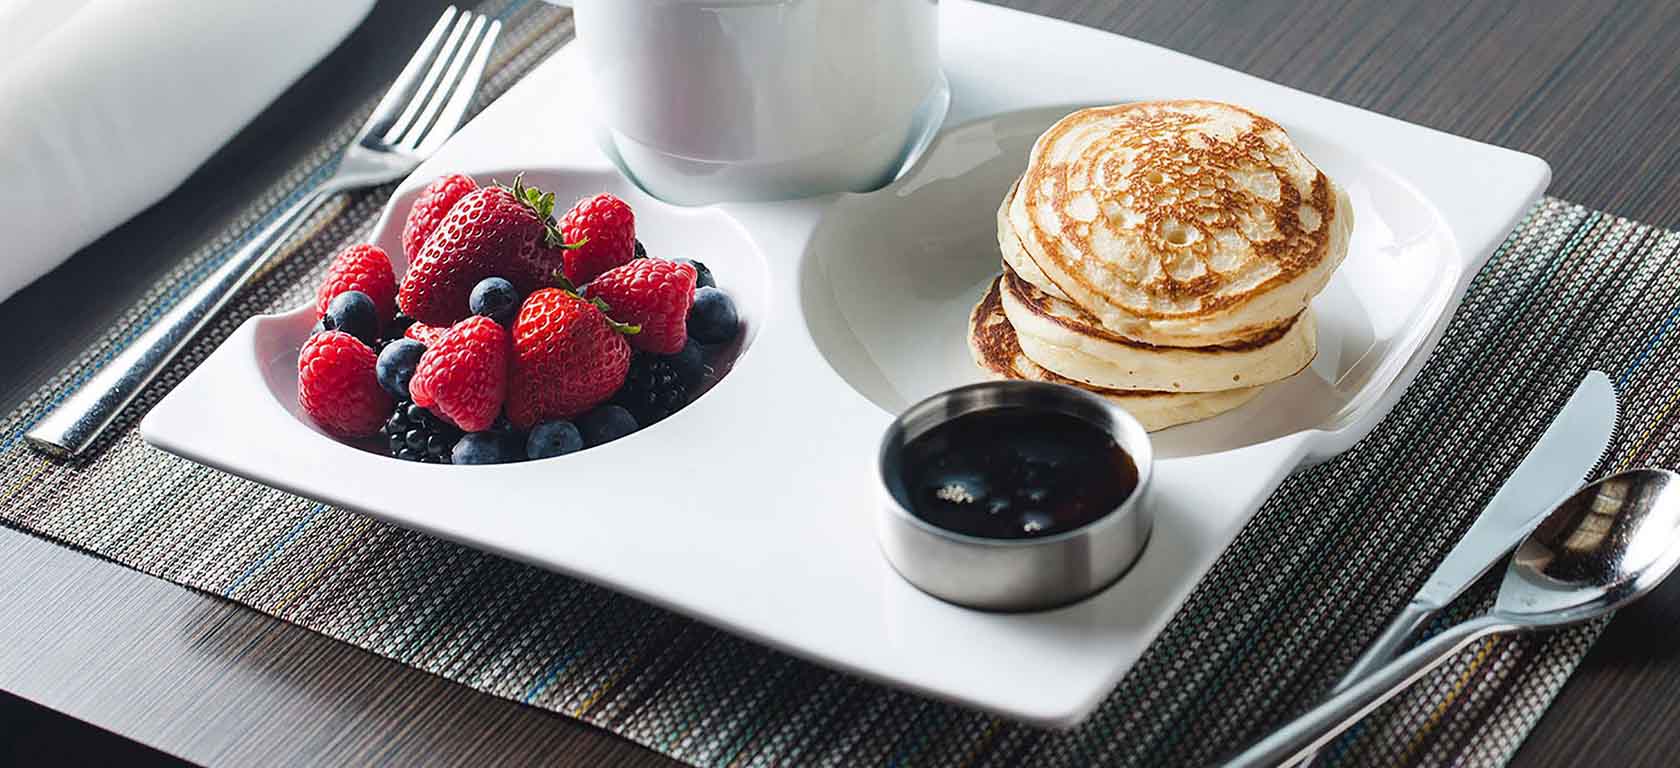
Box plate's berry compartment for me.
[282,169,761,465]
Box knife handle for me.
[1331,600,1438,693]
[24,186,335,457]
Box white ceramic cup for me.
[555,0,945,205]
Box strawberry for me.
[297,331,392,438]
[405,322,448,346]
[315,244,397,326]
[559,193,636,284]
[397,175,570,326]
[408,316,509,432]
[507,288,634,429]
[401,174,478,261]
[585,259,696,354]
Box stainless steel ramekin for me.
[875,381,1155,612]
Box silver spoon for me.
[1223,468,1680,768]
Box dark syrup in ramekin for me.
[902,406,1138,539]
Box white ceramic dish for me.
[141,1,1548,728]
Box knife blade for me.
[1330,370,1618,692]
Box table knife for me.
[1331,370,1619,692]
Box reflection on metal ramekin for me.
[876,381,1155,612]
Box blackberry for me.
[381,400,462,463]
[614,354,690,425]
[666,338,706,389]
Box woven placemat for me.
[4,2,1677,765]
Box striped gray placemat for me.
[3,2,1675,765]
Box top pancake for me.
[1008,100,1353,347]
[997,176,1071,302]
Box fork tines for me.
[362,6,503,154]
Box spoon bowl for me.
[1496,468,1680,626]
[1225,468,1680,767]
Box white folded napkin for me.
[0,0,376,303]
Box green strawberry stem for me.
[552,270,580,294]
[549,270,641,336]
[605,317,642,336]
[498,172,585,250]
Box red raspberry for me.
[585,259,697,354]
[315,244,397,326]
[401,174,478,261]
[404,322,447,346]
[559,193,636,284]
[297,331,391,438]
[408,316,509,432]
[507,288,631,429]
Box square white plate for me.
[141,1,1548,728]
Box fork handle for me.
[26,184,342,457]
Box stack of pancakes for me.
[970,100,1353,430]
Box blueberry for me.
[688,287,738,344]
[376,339,427,400]
[470,277,519,325]
[665,338,706,389]
[311,318,327,336]
[674,258,716,289]
[633,239,647,259]
[578,405,638,446]
[322,290,379,346]
[526,420,584,459]
[452,431,517,464]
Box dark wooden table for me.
[3,0,1678,765]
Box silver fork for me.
[27,6,502,457]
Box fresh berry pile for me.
[297,174,742,464]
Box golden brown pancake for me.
[1008,100,1353,346]
[997,176,1071,302]
[967,277,1262,431]
[998,266,1316,392]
